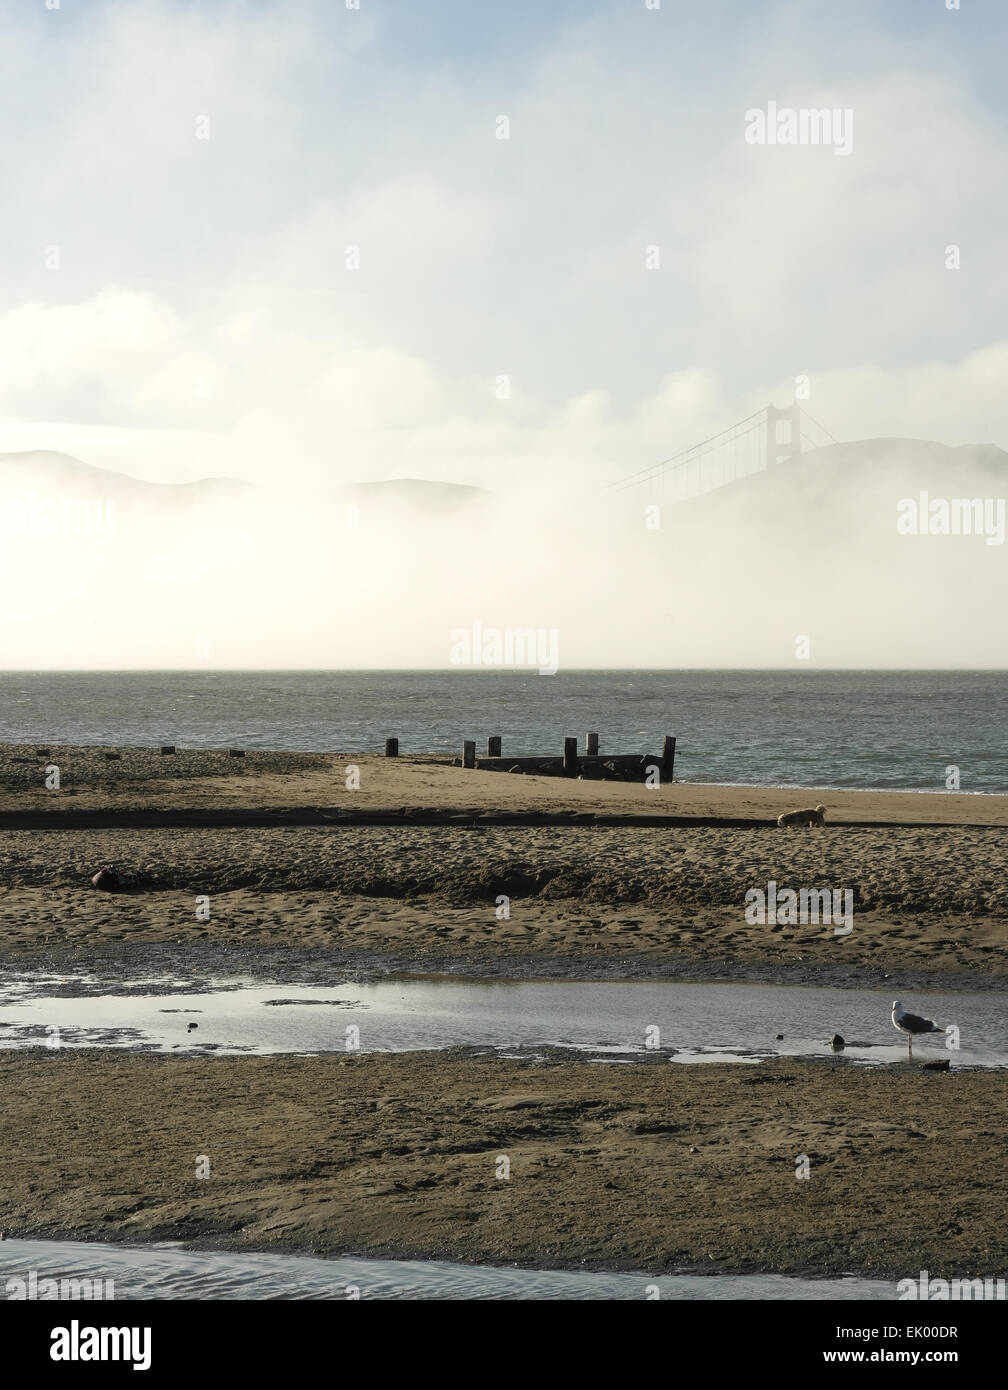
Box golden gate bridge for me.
[608,401,838,503]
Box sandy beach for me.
[2,1048,1004,1280]
[4,745,1008,822]
[0,746,1005,981]
[2,744,1005,1279]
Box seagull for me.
[891,1000,943,1059]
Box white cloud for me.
[0,0,1005,491]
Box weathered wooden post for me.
[160,745,175,756]
[586,732,599,756]
[385,738,399,757]
[563,736,578,776]
[487,735,501,757]
[662,735,676,779]
[463,740,476,769]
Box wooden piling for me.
[563,736,578,776]
[160,746,175,756]
[586,732,599,756]
[487,735,502,757]
[385,738,399,758]
[463,740,476,769]
[228,749,245,758]
[662,735,676,779]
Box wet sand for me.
[2,1048,1004,1280]
[3,886,1007,988]
[0,820,1005,982]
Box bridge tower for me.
[766,402,801,468]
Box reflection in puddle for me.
[0,976,1003,1066]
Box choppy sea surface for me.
[0,669,1005,792]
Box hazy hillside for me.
[0,450,249,508]
[0,452,489,517]
[0,438,1004,668]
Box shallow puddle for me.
[0,975,1002,1066]
[0,1237,897,1301]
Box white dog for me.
[777,804,827,829]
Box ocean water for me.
[0,669,1005,792]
